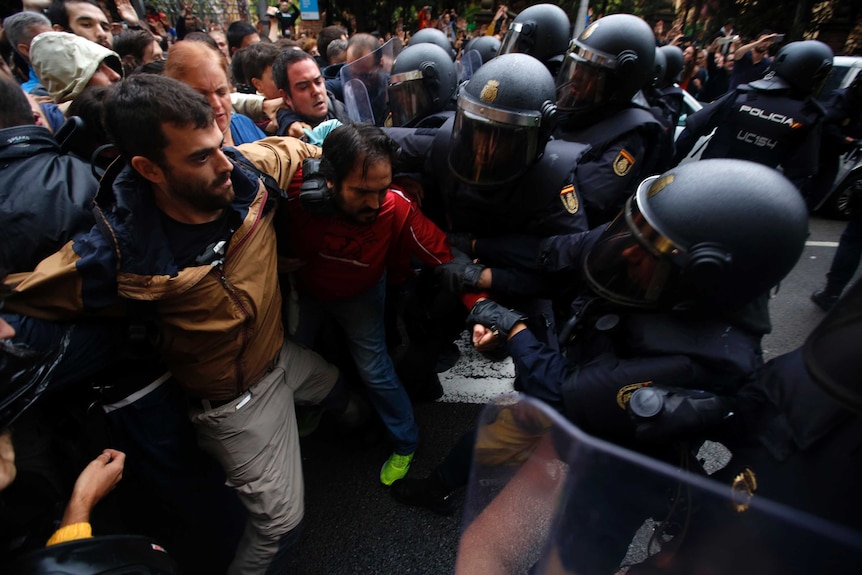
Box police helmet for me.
[804,279,862,415]
[584,159,808,310]
[498,4,571,69]
[652,47,666,88]
[658,44,684,87]
[463,35,502,66]
[556,14,656,125]
[749,40,833,98]
[448,53,556,188]
[388,43,458,127]
[409,28,456,61]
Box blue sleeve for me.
[230,113,266,145]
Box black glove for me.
[466,299,527,340]
[436,248,484,293]
[446,232,475,258]
[626,386,734,443]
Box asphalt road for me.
[283,215,856,575]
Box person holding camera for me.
[282,122,476,487]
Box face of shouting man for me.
[281,57,329,123]
[331,153,391,226]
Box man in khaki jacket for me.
[3,74,346,575]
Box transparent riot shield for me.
[457,395,862,574]
[339,39,394,126]
[459,49,483,83]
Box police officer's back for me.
[674,40,833,188]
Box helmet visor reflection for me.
[388,72,432,127]
[448,107,537,187]
[584,198,680,308]
[498,22,530,56]
[555,53,608,112]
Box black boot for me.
[811,288,841,311]
[390,472,455,515]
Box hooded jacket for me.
[30,31,123,104]
[4,137,320,400]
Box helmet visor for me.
[555,50,610,112]
[584,195,682,308]
[448,90,542,187]
[388,71,432,127]
[498,21,532,56]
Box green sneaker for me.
[380,452,414,486]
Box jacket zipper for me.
[214,265,251,397]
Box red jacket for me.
[286,170,452,301]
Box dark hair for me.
[317,25,347,65]
[271,48,317,95]
[103,75,214,165]
[47,0,100,31]
[226,21,258,53]
[0,75,35,129]
[236,42,280,82]
[230,48,251,89]
[319,123,399,189]
[114,29,155,75]
[65,85,111,159]
[183,31,220,51]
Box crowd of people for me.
[1,1,861,573]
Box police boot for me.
[811,287,842,311]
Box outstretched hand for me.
[61,449,125,527]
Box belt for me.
[188,354,279,411]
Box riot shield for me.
[459,50,483,83]
[457,395,862,574]
[339,39,394,126]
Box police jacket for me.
[674,85,825,187]
[555,105,665,226]
[429,117,592,237]
[4,138,320,401]
[0,125,98,274]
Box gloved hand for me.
[435,248,484,293]
[446,232,475,258]
[466,299,527,340]
[302,119,343,146]
[626,386,733,443]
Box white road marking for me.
[806,241,839,247]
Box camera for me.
[299,158,335,216]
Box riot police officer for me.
[497,3,571,76]
[409,27,456,61]
[386,43,458,128]
[553,14,667,225]
[645,44,686,170]
[393,161,810,533]
[674,40,832,188]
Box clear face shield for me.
[555,44,613,114]
[448,89,543,187]
[584,177,687,308]
[339,39,394,126]
[498,21,534,56]
[387,69,433,127]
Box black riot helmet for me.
[448,53,556,188]
[556,14,656,126]
[804,279,862,415]
[388,43,458,127]
[498,4,571,70]
[463,35,501,66]
[584,159,808,310]
[750,40,833,98]
[652,47,666,88]
[658,44,684,87]
[409,27,456,61]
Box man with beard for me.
[283,122,471,486]
[1,75,354,575]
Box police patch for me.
[613,149,635,177]
[559,184,579,214]
[616,382,651,410]
[480,80,500,103]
